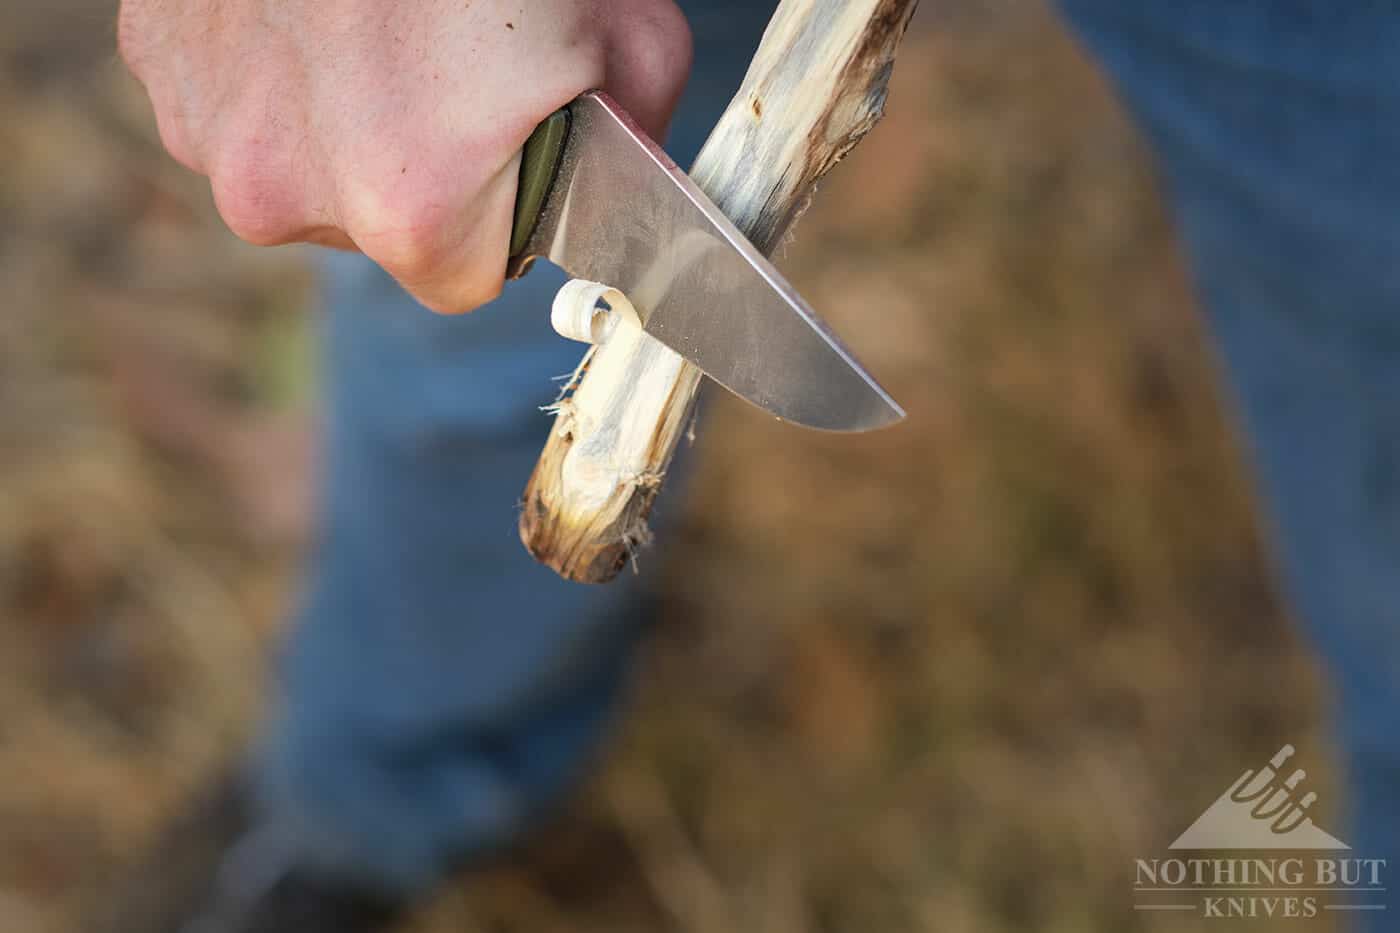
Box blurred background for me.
[0,1,1335,931]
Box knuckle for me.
[626,2,694,88]
[342,179,455,283]
[335,140,509,312]
[208,135,300,245]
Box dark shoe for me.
[93,771,404,933]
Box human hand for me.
[118,0,692,312]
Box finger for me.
[204,87,339,248]
[601,0,693,140]
[347,151,521,315]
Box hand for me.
[118,0,692,312]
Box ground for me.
[0,2,1334,931]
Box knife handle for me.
[508,107,571,272]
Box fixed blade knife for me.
[505,91,904,433]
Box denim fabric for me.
[259,0,1400,910]
[1058,0,1400,916]
[255,1,776,895]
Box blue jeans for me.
[260,0,1400,910]
[1059,0,1400,896]
[254,1,778,894]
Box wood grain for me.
[520,0,919,582]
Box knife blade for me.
[506,92,904,433]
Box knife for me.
[505,91,904,433]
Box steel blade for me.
[521,92,905,432]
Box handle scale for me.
[508,107,571,275]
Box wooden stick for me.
[520,0,919,582]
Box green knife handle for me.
[509,107,571,263]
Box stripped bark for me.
[520,0,920,581]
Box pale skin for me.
[117,0,693,313]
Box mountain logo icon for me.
[1170,745,1348,850]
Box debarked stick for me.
[520,0,920,582]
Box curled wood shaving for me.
[550,279,641,345]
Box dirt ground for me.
[1,2,1335,931]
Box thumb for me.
[600,0,694,141]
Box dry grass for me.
[0,2,1334,931]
